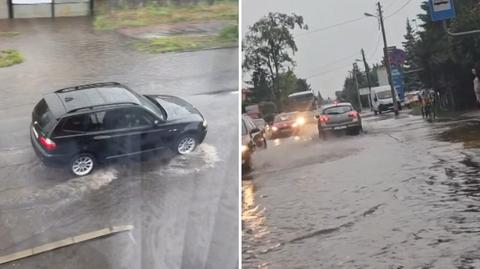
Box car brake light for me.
[39,136,56,151]
[319,115,329,123]
[348,111,359,119]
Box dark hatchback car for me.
[31,82,207,176]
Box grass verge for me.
[94,2,238,31]
[0,49,24,68]
[0,32,21,37]
[134,24,237,53]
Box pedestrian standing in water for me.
[473,66,480,107]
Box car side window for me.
[126,108,155,128]
[61,113,96,134]
[99,108,154,131]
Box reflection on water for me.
[244,114,480,268]
[242,180,272,269]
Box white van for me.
[371,86,401,115]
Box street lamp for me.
[364,2,399,116]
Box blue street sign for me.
[391,67,405,100]
[430,0,456,22]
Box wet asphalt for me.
[0,18,238,268]
[243,111,480,269]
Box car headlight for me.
[202,120,208,128]
[292,123,298,128]
[272,126,278,132]
[241,145,249,153]
[296,117,306,126]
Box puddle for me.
[438,121,480,148]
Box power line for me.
[305,64,352,79]
[297,17,366,37]
[385,0,414,18]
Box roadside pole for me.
[361,48,373,110]
[377,1,399,116]
[353,63,362,112]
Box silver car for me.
[316,102,362,140]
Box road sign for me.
[430,0,456,22]
[391,67,405,100]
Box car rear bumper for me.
[30,128,69,167]
[319,122,361,131]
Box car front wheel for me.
[175,134,198,155]
[70,153,95,176]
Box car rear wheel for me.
[70,154,95,176]
[175,134,197,155]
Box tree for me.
[243,12,308,110]
[402,18,421,91]
[294,78,312,93]
[410,0,480,109]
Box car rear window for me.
[323,106,352,115]
[33,99,56,133]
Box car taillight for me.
[39,136,56,151]
[348,111,359,119]
[319,115,329,123]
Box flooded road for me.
[0,18,238,268]
[243,112,480,269]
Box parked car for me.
[404,90,421,108]
[270,112,304,139]
[30,82,207,176]
[242,114,261,171]
[316,102,362,140]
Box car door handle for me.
[94,135,111,140]
[168,129,177,132]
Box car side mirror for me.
[374,98,378,102]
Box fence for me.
[1,0,91,18]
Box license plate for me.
[334,126,347,130]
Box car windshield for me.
[253,119,265,128]
[142,95,166,120]
[323,106,352,115]
[377,91,392,99]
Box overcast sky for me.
[242,0,425,99]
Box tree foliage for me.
[409,0,480,109]
[243,12,308,110]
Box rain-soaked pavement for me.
[243,111,480,269]
[0,18,238,268]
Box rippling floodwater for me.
[243,113,480,268]
[0,17,238,268]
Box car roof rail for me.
[67,102,138,114]
[55,82,124,93]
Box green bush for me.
[0,49,23,68]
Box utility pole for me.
[352,63,362,112]
[377,1,399,115]
[361,48,372,110]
